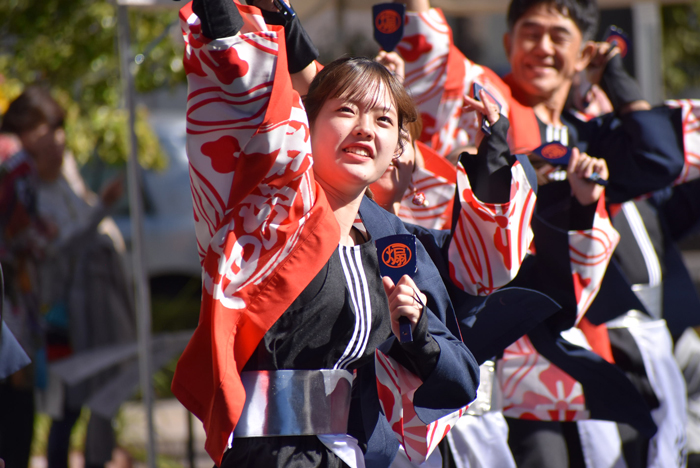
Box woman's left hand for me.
[382,274,427,339]
[463,89,500,126]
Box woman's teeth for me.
[345,147,370,157]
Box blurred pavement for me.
[30,399,210,468]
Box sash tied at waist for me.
[234,369,354,437]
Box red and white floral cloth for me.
[568,200,621,324]
[176,2,480,463]
[499,334,589,422]
[397,7,621,423]
[499,197,619,421]
[376,349,467,464]
[397,140,536,296]
[399,9,510,157]
[666,99,700,185]
[177,3,339,461]
[397,142,456,231]
[447,157,536,296]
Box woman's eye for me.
[378,116,394,126]
[338,106,354,114]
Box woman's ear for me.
[576,41,596,72]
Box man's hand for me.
[567,148,608,206]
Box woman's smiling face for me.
[310,82,400,198]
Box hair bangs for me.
[334,66,395,115]
[304,56,418,155]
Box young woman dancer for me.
[173,1,479,467]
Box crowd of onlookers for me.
[0,88,135,468]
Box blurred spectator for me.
[1,86,135,468]
[0,125,48,467]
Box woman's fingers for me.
[480,90,501,124]
[388,284,422,310]
[462,94,485,113]
[382,275,395,297]
[384,275,425,338]
[463,91,500,125]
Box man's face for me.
[504,3,591,101]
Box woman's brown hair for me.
[303,57,417,155]
[406,115,423,146]
[1,86,65,135]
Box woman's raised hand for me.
[463,89,500,126]
[586,41,619,87]
[382,274,427,339]
[375,51,405,84]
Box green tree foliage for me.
[662,2,700,97]
[0,0,186,168]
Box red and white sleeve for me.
[180,2,320,308]
[399,9,511,158]
[399,8,452,141]
[448,159,536,296]
[666,99,700,185]
[568,197,620,324]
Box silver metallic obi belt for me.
[234,369,354,437]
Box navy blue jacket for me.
[357,197,480,468]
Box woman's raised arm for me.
[181,0,317,262]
